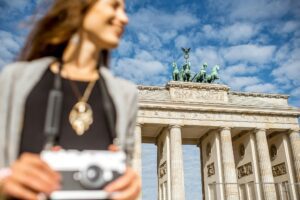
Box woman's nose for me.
[118,10,129,25]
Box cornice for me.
[137,85,165,90]
[138,102,300,117]
[166,81,230,91]
[230,91,289,99]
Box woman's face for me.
[83,0,128,49]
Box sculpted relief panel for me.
[170,88,227,103]
[138,89,170,101]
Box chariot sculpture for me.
[171,48,220,83]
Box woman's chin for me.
[97,37,120,50]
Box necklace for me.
[68,79,97,136]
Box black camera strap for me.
[43,62,64,150]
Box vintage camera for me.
[41,150,126,200]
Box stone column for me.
[249,133,263,200]
[288,129,300,184]
[169,125,185,200]
[133,124,142,175]
[282,133,299,200]
[255,128,277,200]
[219,127,239,200]
[133,124,142,200]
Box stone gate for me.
[132,82,300,200]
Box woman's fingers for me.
[108,144,119,152]
[104,168,136,192]
[111,177,141,200]
[2,178,38,200]
[20,153,60,180]
[11,155,60,194]
[11,167,57,194]
[2,153,61,199]
[104,167,141,200]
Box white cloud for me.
[272,47,300,86]
[113,50,168,85]
[129,7,199,33]
[193,47,223,69]
[137,33,163,49]
[117,39,134,57]
[222,23,259,43]
[208,0,293,22]
[272,59,300,86]
[0,0,28,10]
[175,35,189,50]
[0,30,23,68]
[231,0,291,21]
[0,0,31,20]
[281,21,300,34]
[201,23,260,44]
[244,83,278,93]
[225,76,261,91]
[222,44,276,64]
[223,64,259,76]
[291,87,300,97]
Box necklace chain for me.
[68,80,96,102]
[61,67,99,136]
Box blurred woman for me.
[0,0,140,199]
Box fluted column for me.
[169,125,185,200]
[133,124,142,200]
[133,124,142,175]
[255,128,277,200]
[219,127,239,200]
[249,133,263,200]
[289,129,300,184]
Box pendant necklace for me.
[68,79,97,136]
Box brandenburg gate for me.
[132,81,300,200]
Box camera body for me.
[41,150,126,200]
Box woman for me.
[0,0,141,199]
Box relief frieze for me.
[170,88,226,103]
[207,162,215,177]
[159,161,167,178]
[272,162,287,177]
[138,110,295,124]
[138,89,170,100]
[237,162,253,179]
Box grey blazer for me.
[0,57,138,168]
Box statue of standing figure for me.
[182,61,191,82]
[172,62,180,81]
[181,48,191,82]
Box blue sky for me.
[1,0,300,199]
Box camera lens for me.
[79,164,107,189]
[87,165,102,182]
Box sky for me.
[0,0,300,199]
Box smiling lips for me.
[114,25,124,36]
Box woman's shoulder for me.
[100,67,138,96]
[0,57,55,77]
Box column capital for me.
[135,123,143,127]
[288,128,300,134]
[169,124,182,129]
[254,128,267,132]
[219,127,231,131]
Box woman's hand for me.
[104,167,141,200]
[106,145,141,200]
[1,153,61,200]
